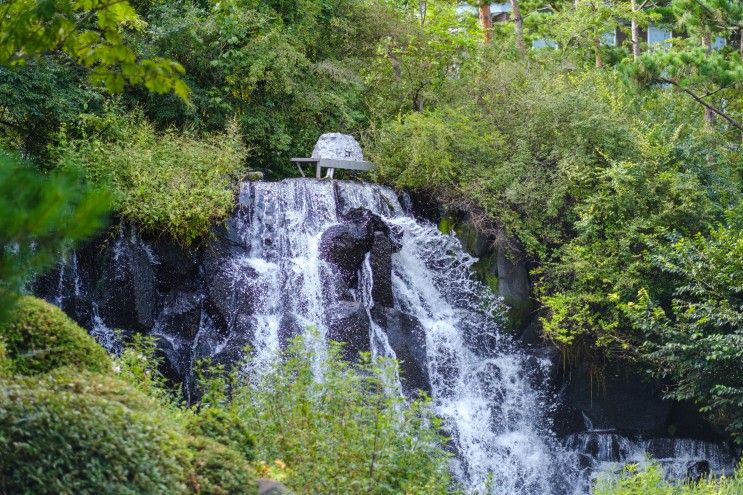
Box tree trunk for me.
[479,3,493,43]
[702,33,716,126]
[631,0,641,60]
[510,0,526,57]
[594,37,604,68]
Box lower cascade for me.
[36,178,738,494]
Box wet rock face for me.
[326,301,371,360]
[371,307,430,395]
[319,207,399,292]
[686,460,710,482]
[555,364,672,436]
[35,204,407,394]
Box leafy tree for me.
[0,0,188,98]
[0,151,109,321]
[0,57,102,156]
[550,0,631,68]
[365,0,479,115]
[626,204,743,442]
[626,0,743,132]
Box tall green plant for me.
[626,204,743,442]
[229,336,452,494]
[54,111,245,245]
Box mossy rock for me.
[187,407,255,461]
[0,296,111,375]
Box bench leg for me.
[316,162,322,179]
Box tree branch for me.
[658,78,743,132]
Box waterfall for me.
[37,178,738,494]
[188,178,567,492]
[386,215,567,493]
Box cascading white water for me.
[386,215,567,493]
[213,179,567,493]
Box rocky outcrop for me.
[257,479,292,495]
[371,307,430,395]
[319,208,396,289]
[326,301,370,360]
[551,362,726,442]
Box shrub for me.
[187,407,255,461]
[0,296,111,375]
[55,111,245,245]
[186,436,256,495]
[0,374,186,495]
[625,204,743,443]
[0,371,257,495]
[229,336,452,495]
[594,461,743,495]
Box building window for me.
[602,31,617,47]
[532,38,558,49]
[712,36,726,49]
[647,25,672,46]
[491,3,512,14]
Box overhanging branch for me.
[658,78,743,132]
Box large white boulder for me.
[311,133,364,161]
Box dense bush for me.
[594,461,743,495]
[626,204,743,442]
[186,407,255,461]
[229,337,452,495]
[54,111,245,245]
[0,373,186,495]
[186,436,256,495]
[0,371,257,495]
[0,296,111,375]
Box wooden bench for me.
[291,157,374,178]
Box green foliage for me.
[594,461,743,495]
[624,0,743,133]
[0,57,102,156]
[54,111,245,244]
[369,105,506,190]
[625,204,743,442]
[228,336,452,494]
[0,151,109,320]
[186,407,255,461]
[0,372,186,495]
[0,370,258,495]
[0,295,111,375]
[0,0,188,98]
[115,333,180,408]
[368,61,742,361]
[185,436,256,495]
